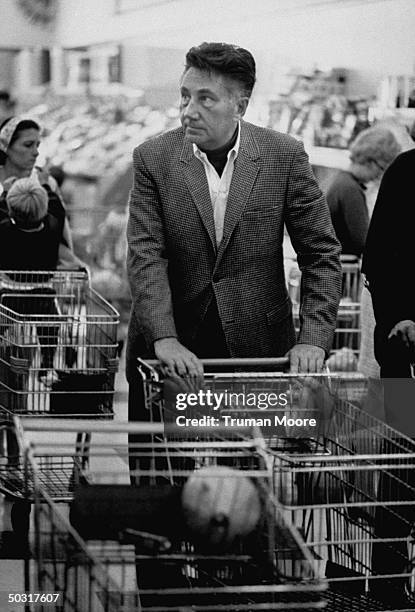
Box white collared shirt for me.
[193,123,241,247]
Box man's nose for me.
[182,98,199,119]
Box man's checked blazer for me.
[126,120,341,377]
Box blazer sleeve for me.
[127,146,177,346]
[285,141,342,353]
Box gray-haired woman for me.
[326,125,402,257]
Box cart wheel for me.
[11,500,31,539]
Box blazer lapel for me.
[180,139,217,252]
[216,123,260,264]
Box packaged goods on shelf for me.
[268,68,373,149]
[21,92,179,179]
[16,91,175,331]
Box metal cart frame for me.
[18,418,326,611]
[0,270,119,418]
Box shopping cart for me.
[0,269,119,418]
[136,357,368,448]
[0,415,93,558]
[137,358,415,610]
[18,417,325,611]
[265,378,415,610]
[0,270,119,553]
[287,255,363,357]
[331,256,362,356]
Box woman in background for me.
[326,125,401,257]
[0,116,83,268]
[325,126,401,378]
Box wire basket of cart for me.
[264,372,415,611]
[136,357,368,447]
[287,255,363,357]
[0,269,119,419]
[18,417,326,611]
[138,357,415,610]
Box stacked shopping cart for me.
[18,418,325,611]
[288,255,363,357]
[0,269,119,418]
[11,358,415,611]
[0,269,119,559]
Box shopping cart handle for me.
[141,357,290,369]
[57,266,90,282]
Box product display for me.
[24,93,179,178]
[268,69,372,148]
[16,94,179,324]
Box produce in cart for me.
[181,465,262,550]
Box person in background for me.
[127,41,341,418]
[0,178,62,381]
[326,125,401,257]
[326,127,404,391]
[363,147,415,378]
[0,116,83,268]
[0,177,60,269]
[362,148,415,606]
[357,122,413,379]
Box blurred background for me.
[1,0,414,349]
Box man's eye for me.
[181,94,190,104]
[201,96,214,106]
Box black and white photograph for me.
[0,1,415,610]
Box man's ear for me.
[235,96,249,119]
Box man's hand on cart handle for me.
[388,320,415,350]
[286,343,325,373]
[154,337,204,378]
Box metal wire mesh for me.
[137,363,415,610]
[288,256,363,357]
[22,419,325,611]
[0,270,119,417]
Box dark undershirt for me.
[202,125,238,177]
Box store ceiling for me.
[272,0,383,6]
[122,0,390,15]
[166,0,387,12]
[143,0,384,7]
[225,0,389,19]
[55,0,397,52]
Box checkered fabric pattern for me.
[126,120,341,374]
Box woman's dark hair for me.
[0,117,40,165]
[185,42,256,98]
